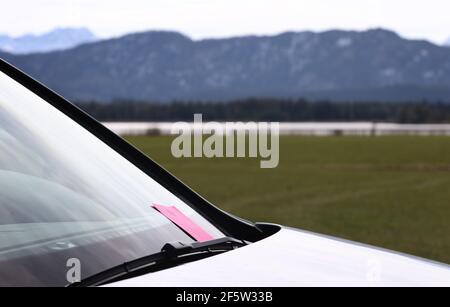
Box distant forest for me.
[76,99,450,123]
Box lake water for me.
[102,122,450,136]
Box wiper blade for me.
[68,237,248,287]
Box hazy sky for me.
[1,0,449,44]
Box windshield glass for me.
[0,71,224,286]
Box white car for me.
[0,58,449,287]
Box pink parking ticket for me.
[152,204,214,242]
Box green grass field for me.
[127,135,450,264]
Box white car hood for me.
[108,226,450,287]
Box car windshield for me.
[0,70,224,286]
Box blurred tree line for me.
[76,98,450,123]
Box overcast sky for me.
[1,0,449,44]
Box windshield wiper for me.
[68,237,248,287]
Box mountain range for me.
[445,38,450,47]
[0,28,96,54]
[2,28,450,102]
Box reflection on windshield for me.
[0,71,223,286]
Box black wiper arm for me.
[68,237,248,287]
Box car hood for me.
[107,226,450,287]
